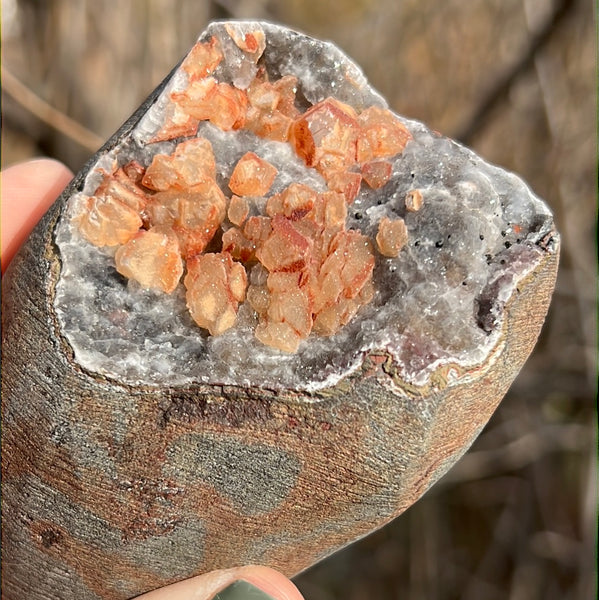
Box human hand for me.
[1,159,73,274]
[0,159,306,600]
[134,565,305,600]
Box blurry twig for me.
[440,423,589,484]
[456,0,577,144]
[1,68,103,153]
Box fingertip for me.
[231,565,305,600]
[134,566,305,600]
[1,158,73,273]
[2,158,74,194]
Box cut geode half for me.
[54,21,556,392]
[2,20,560,600]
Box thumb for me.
[134,566,305,600]
[1,158,73,273]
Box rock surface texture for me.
[1,21,559,600]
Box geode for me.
[1,21,559,600]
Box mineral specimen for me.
[53,21,558,390]
[2,20,559,600]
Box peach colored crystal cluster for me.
[75,33,416,352]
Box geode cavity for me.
[53,21,556,392]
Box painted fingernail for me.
[212,580,276,600]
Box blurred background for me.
[1,0,596,598]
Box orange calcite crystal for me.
[327,170,362,204]
[115,229,183,293]
[152,39,223,142]
[405,189,423,212]
[150,103,199,143]
[376,217,409,257]
[105,165,148,213]
[309,231,375,335]
[321,192,348,228]
[176,183,226,257]
[185,252,247,335]
[255,283,312,353]
[208,84,248,131]
[76,195,142,247]
[76,32,415,352]
[313,280,374,336]
[256,215,313,273]
[292,97,359,177]
[319,231,375,301]
[356,106,412,163]
[361,160,393,189]
[229,152,278,196]
[302,191,346,234]
[222,227,255,262]
[181,37,223,81]
[172,79,247,131]
[172,77,218,119]
[243,216,273,244]
[75,166,146,247]
[147,181,226,258]
[245,75,299,142]
[248,79,281,113]
[222,216,272,263]
[247,110,294,143]
[265,183,316,219]
[228,195,250,226]
[272,76,299,119]
[143,137,216,191]
[225,24,266,57]
[254,320,303,354]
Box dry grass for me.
[1,0,595,598]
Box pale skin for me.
[0,158,306,600]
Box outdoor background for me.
[1,0,596,599]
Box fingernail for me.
[212,580,276,600]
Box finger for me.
[135,565,305,600]
[1,158,73,273]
